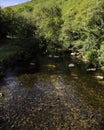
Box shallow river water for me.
[0,56,104,130]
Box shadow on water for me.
[0,55,104,130]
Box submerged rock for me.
[47,64,56,69]
[48,54,53,58]
[29,62,35,66]
[53,55,60,58]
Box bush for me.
[98,43,104,66]
[85,49,98,67]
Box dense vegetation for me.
[0,0,104,68]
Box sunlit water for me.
[0,56,104,130]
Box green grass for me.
[0,39,19,62]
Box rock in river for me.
[68,64,75,68]
[96,75,104,80]
[53,55,60,58]
[30,62,36,66]
[87,68,96,72]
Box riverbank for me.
[0,39,20,79]
[0,38,42,79]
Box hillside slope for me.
[1,0,104,67]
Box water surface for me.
[0,56,104,130]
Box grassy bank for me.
[0,39,20,62]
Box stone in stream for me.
[29,62,35,66]
[86,68,96,72]
[53,55,60,58]
[48,54,53,58]
[70,52,76,56]
[96,75,104,80]
[47,64,56,69]
[68,63,75,68]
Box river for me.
[0,55,104,130]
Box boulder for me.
[68,63,75,68]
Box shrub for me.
[85,49,98,67]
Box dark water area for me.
[0,55,104,130]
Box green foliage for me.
[35,5,62,44]
[0,39,20,61]
[0,0,104,67]
[0,7,36,39]
[85,49,98,66]
[82,36,99,52]
[98,43,104,66]
[15,16,36,38]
